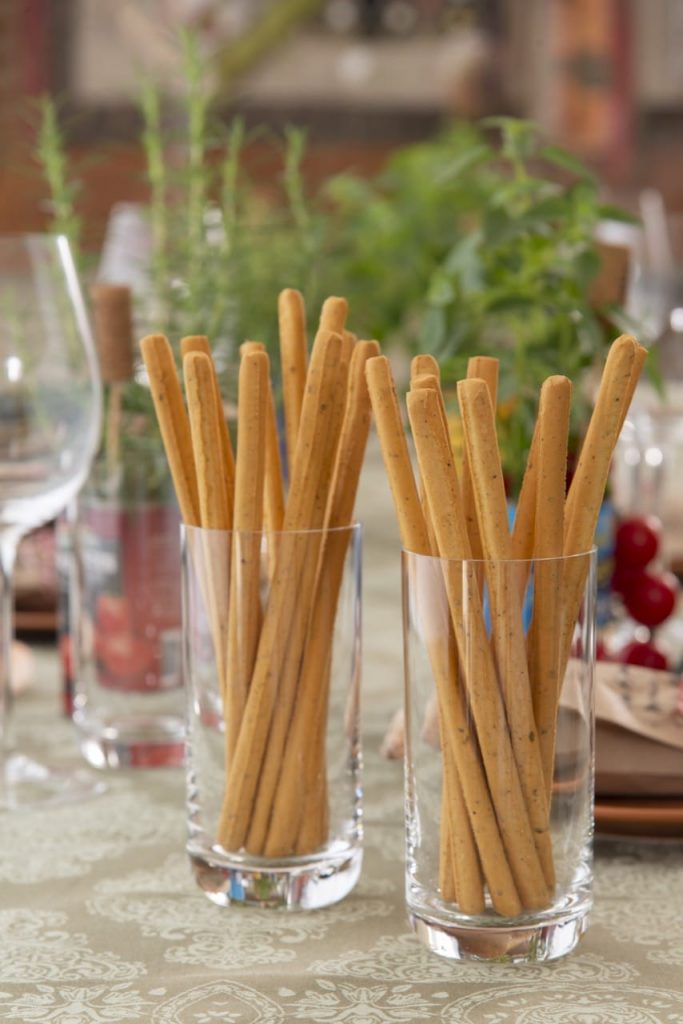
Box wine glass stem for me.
[0,531,18,767]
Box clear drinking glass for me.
[0,234,102,808]
[71,464,185,769]
[402,549,597,962]
[183,523,362,910]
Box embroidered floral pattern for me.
[0,909,145,983]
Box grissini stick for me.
[408,372,484,911]
[180,334,235,526]
[457,378,554,892]
[244,333,351,853]
[526,376,572,801]
[239,341,285,535]
[617,342,648,435]
[411,353,440,381]
[140,334,200,526]
[510,417,540,561]
[461,356,499,559]
[318,296,348,338]
[266,340,381,857]
[560,337,641,683]
[225,350,268,760]
[365,356,431,554]
[408,386,547,910]
[564,335,639,547]
[183,351,232,697]
[366,357,521,914]
[217,332,344,851]
[184,352,231,531]
[278,288,308,474]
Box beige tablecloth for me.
[2,440,683,1023]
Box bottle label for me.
[80,501,182,692]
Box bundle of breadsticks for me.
[140,291,379,857]
[366,334,646,917]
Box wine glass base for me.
[0,752,107,811]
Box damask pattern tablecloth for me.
[3,443,683,1024]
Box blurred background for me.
[4,0,683,647]
[2,0,682,237]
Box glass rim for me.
[182,521,362,539]
[400,545,597,565]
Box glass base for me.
[77,714,185,769]
[1,752,107,811]
[409,906,589,963]
[188,842,363,910]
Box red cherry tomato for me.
[621,640,669,671]
[622,571,678,627]
[611,564,645,597]
[614,516,661,569]
[596,639,612,662]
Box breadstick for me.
[183,351,232,697]
[457,378,555,892]
[365,356,430,554]
[140,334,200,526]
[183,353,231,531]
[180,335,235,526]
[407,371,484,911]
[560,337,641,681]
[239,341,285,534]
[366,358,521,914]
[408,386,548,910]
[225,350,268,761]
[511,417,540,561]
[244,333,351,853]
[411,353,440,381]
[527,376,572,801]
[217,332,344,851]
[318,296,348,337]
[264,342,380,856]
[461,357,499,559]
[278,288,308,474]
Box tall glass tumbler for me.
[403,549,596,962]
[183,523,362,910]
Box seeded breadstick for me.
[457,379,555,892]
[244,334,351,854]
[367,358,522,914]
[141,334,200,526]
[318,296,348,337]
[217,332,345,851]
[225,351,268,761]
[461,357,499,559]
[511,419,540,561]
[411,353,441,381]
[180,335,235,525]
[239,341,285,535]
[560,337,641,682]
[527,376,572,802]
[409,371,484,912]
[408,386,548,910]
[265,340,381,857]
[184,351,232,697]
[278,288,308,474]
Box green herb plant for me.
[326,118,634,488]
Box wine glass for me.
[0,234,102,808]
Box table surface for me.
[4,440,683,1024]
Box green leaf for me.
[540,144,596,181]
[421,306,448,354]
[597,203,639,224]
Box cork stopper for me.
[90,283,134,383]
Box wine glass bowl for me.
[0,234,102,808]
